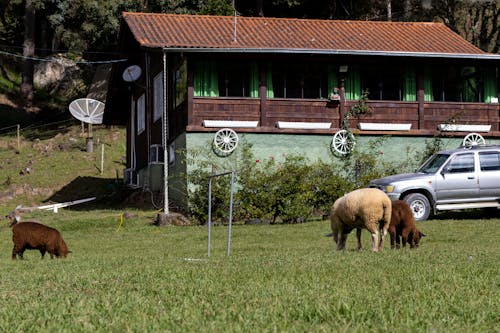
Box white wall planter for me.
[358,122,412,131]
[203,120,258,128]
[276,121,331,129]
[439,124,491,132]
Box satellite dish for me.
[69,98,104,124]
[122,65,142,82]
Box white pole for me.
[101,144,104,174]
[163,49,169,214]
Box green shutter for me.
[424,67,434,102]
[193,60,219,97]
[209,62,218,97]
[266,62,274,98]
[403,66,416,101]
[345,67,361,100]
[250,62,259,98]
[483,68,498,103]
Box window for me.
[270,62,328,99]
[446,154,475,173]
[153,71,163,122]
[137,94,145,134]
[219,61,258,97]
[479,152,500,171]
[429,65,491,102]
[361,66,402,101]
[175,61,187,107]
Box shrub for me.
[185,136,420,225]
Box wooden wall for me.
[187,97,499,136]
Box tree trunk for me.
[404,0,411,20]
[386,0,392,21]
[256,0,264,16]
[21,0,35,106]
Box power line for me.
[0,43,122,55]
[0,49,127,64]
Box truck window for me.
[445,153,474,173]
[479,152,500,171]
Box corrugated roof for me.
[122,12,499,59]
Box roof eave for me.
[152,46,500,60]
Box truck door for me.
[478,151,500,199]
[435,153,478,202]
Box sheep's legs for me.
[370,231,382,252]
[356,228,362,250]
[336,230,347,250]
[378,228,387,250]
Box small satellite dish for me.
[69,98,104,124]
[122,65,142,82]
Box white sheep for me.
[329,188,392,252]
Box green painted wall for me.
[162,132,500,211]
[185,132,500,164]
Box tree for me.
[20,0,35,105]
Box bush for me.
[186,136,417,225]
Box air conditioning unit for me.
[149,144,164,164]
[123,168,140,187]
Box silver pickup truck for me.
[369,144,500,221]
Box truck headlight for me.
[385,185,395,193]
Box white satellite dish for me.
[69,98,105,152]
[122,65,142,82]
[69,98,104,124]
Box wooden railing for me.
[189,97,500,136]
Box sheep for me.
[330,188,391,252]
[11,222,70,259]
[389,200,425,249]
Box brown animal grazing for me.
[389,200,425,249]
[12,222,70,259]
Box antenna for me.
[233,11,237,42]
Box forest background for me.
[0,0,498,115]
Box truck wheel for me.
[403,193,431,222]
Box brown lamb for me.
[389,200,425,249]
[11,222,71,259]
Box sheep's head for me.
[410,231,426,248]
[5,209,21,227]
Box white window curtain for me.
[137,94,145,134]
[153,71,163,122]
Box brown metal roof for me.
[122,12,498,59]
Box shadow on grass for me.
[430,208,499,221]
[44,176,134,210]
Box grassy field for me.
[0,209,497,332]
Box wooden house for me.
[103,12,500,209]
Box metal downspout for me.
[163,49,169,214]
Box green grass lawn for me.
[0,210,497,332]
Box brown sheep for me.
[389,200,425,249]
[330,188,392,252]
[12,222,71,259]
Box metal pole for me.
[17,124,20,150]
[101,144,104,174]
[207,177,212,257]
[227,171,234,256]
[163,49,169,214]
